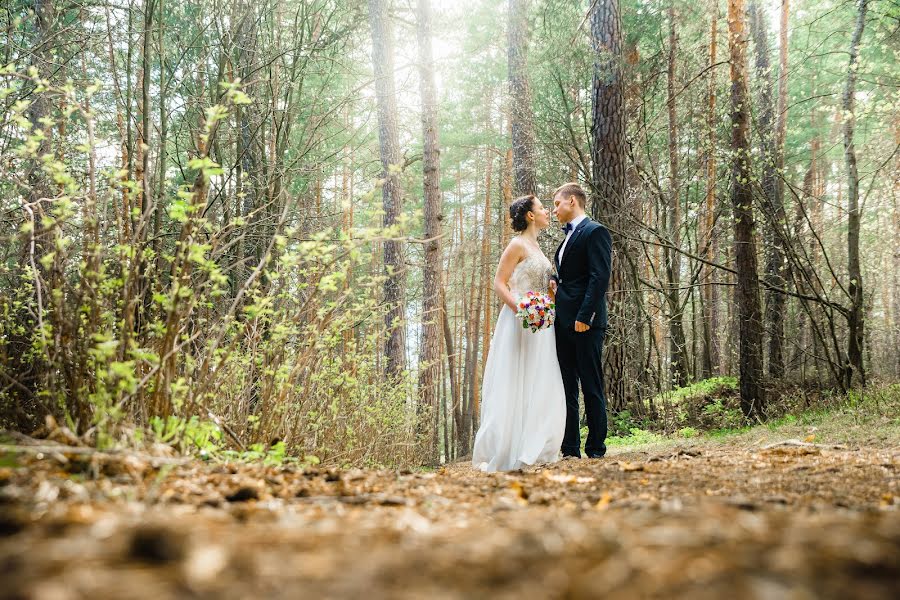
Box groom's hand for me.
[574,320,590,332]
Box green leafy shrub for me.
[650,377,742,432]
[0,74,426,469]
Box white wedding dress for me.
[472,248,566,472]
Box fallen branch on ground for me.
[760,439,850,451]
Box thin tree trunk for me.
[728,0,766,418]
[462,253,479,454]
[441,288,460,460]
[702,1,720,378]
[478,149,494,430]
[416,0,443,465]
[772,0,790,378]
[665,2,687,387]
[507,0,537,196]
[793,125,819,377]
[154,0,167,282]
[842,0,868,388]
[368,0,407,376]
[501,148,513,245]
[892,164,900,377]
[470,241,483,442]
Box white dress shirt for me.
[558,214,587,264]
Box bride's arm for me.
[494,241,524,312]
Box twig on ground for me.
[760,439,850,451]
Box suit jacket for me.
[552,218,613,330]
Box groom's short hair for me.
[553,182,587,208]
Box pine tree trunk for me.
[892,162,900,378]
[772,0,790,377]
[665,2,688,388]
[441,288,460,460]
[702,2,720,378]
[368,0,407,376]
[502,148,514,245]
[727,0,766,418]
[842,0,868,388]
[416,0,443,464]
[507,0,537,196]
[749,1,787,380]
[589,0,632,410]
[793,127,819,377]
[154,0,167,283]
[478,149,494,431]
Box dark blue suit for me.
[551,218,612,457]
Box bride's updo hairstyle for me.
[509,195,537,232]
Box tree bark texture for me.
[892,163,900,377]
[728,0,766,417]
[507,0,537,196]
[749,1,787,380]
[665,2,687,388]
[702,1,720,378]
[589,0,633,410]
[416,0,442,464]
[842,0,868,388]
[368,0,407,376]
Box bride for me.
[472,195,566,472]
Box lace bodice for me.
[508,250,553,298]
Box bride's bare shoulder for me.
[502,236,527,255]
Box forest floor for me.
[1,414,899,600]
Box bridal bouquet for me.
[515,291,555,333]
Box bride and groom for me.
[472,182,612,472]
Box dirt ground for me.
[1,436,898,600]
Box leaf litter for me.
[1,437,898,599]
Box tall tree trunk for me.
[441,288,460,460]
[772,0,790,377]
[749,1,787,380]
[727,0,766,418]
[702,1,720,378]
[507,0,537,196]
[470,237,483,443]
[134,0,155,340]
[478,149,494,432]
[416,0,442,464]
[665,2,688,387]
[793,126,820,377]
[501,148,514,245]
[892,163,900,378]
[368,0,407,376]
[842,0,868,388]
[154,0,167,282]
[589,0,633,410]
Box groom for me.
[549,183,613,459]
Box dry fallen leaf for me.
[595,492,612,511]
[618,462,644,472]
[509,481,528,500]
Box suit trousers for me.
[555,324,607,457]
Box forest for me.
[2,0,897,464]
[1,0,899,597]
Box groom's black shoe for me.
[562,452,581,459]
[586,452,605,459]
